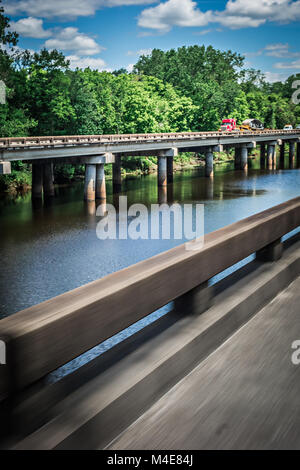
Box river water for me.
[0,156,300,321]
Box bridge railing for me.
[0,129,299,149]
[0,197,300,403]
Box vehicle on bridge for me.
[220,118,264,132]
[239,119,264,131]
[284,124,293,130]
[219,118,237,132]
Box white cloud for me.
[223,0,300,23]
[245,43,300,60]
[126,63,135,72]
[138,0,213,32]
[66,55,108,70]
[274,59,300,69]
[264,71,290,82]
[127,48,153,56]
[10,17,51,38]
[44,27,103,56]
[4,0,158,19]
[138,0,300,32]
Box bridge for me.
[1,197,300,449]
[1,129,300,200]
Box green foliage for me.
[0,2,299,191]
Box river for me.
[1,156,300,321]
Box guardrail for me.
[0,197,300,404]
[0,129,299,150]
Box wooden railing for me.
[0,129,299,149]
[0,197,300,403]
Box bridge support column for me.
[289,141,295,168]
[260,144,266,169]
[174,282,213,316]
[158,156,167,187]
[43,162,55,198]
[257,238,283,262]
[280,142,285,168]
[32,163,43,199]
[240,145,248,171]
[234,147,241,169]
[84,164,96,201]
[267,144,275,169]
[205,148,214,178]
[113,156,122,193]
[0,161,11,174]
[167,157,173,184]
[297,142,300,167]
[96,163,106,200]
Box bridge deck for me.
[109,275,300,450]
[0,130,299,162]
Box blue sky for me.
[3,0,300,82]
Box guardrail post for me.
[96,163,106,200]
[256,238,283,262]
[84,164,96,201]
[113,156,122,193]
[0,334,17,438]
[205,147,214,178]
[32,163,43,199]
[43,162,55,198]
[174,282,213,316]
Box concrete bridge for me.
[0,129,300,200]
[1,197,300,449]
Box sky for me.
[3,0,300,82]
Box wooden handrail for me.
[0,197,300,399]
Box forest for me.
[0,0,299,192]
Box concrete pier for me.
[267,144,275,169]
[235,147,241,169]
[289,141,295,168]
[32,163,43,199]
[280,143,285,168]
[260,144,266,169]
[167,157,173,184]
[205,148,214,178]
[43,162,55,198]
[240,145,248,171]
[84,164,96,201]
[158,155,167,187]
[113,157,122,193]
[297,142,300,166]
[96,164,106,200]
[0,161,11,174]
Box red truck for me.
[220,118,237,132]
